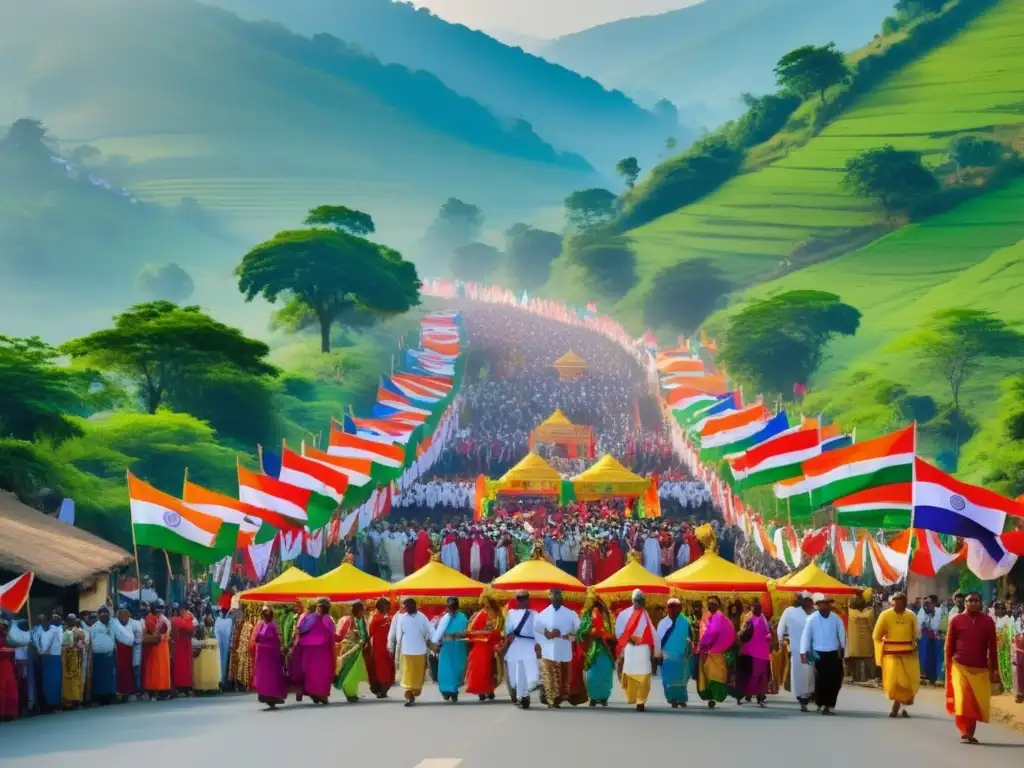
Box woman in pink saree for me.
[250,606,287,709]
[735,599,773,707]
[289,598,336,705]
[697,596,737,708]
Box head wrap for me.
[632,589,645,602]
[812,593,828,604]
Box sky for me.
[414,0,700,39]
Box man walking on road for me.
[801,593,845,715]
[945,591,999,744]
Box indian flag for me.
[279,446,349,504]
[301,443,373,487]
[772,526,801,569]
[329,424,405,468]
[698,404,778,462]
[237,465,336,530]
[730,425,821,490]
[349,415,416,445]
[801,425,915,508]
[832,483,912,529]
[670,393,717,423]
[182,480,262,547]
[129,473,236,563]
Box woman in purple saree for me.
[736,599,773,707]
[289,598,337,705]
[250,606,287,709]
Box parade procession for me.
[3,285,1024,753]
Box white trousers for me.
[506,655,540,697]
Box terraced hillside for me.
[613,0,1024,328]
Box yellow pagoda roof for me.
[272,562,393,601]
[498,452,562,484]
[593,558,671,598]
[239,567,310,602]
[554,351,587,367]
[571,454,646,485]
[392,560,486,598]
[775,562,860,594]
[491,557,585,593]
[666,551,768,591]
[539,409,573,428]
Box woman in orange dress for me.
[142,601,172,699]
[465,597,504,701]
[367,598,396,698]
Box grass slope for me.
[0,0,592,250]
[612,0,1024,329]
[541,0,895,123]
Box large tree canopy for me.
[644,258,732,335]
[62,302,277,414]
[236,221,420,353]
[719,290,861,396]
[304,205,375,236]
[450,241,503,284]
[774,43,849,102]
[504,224,562,292]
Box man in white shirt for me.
[213,608,234,690]
[34,615,63,712]
[777,592,816,710]
[6,618,33,715]
[800,593,847,715]
[88,606,118,704]
[535,589,580,708]
[504,589,540,709]
[918,596,943,685]
[388,597,435,707]
[615,589,660,711]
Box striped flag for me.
[328,424,405,468]
[772,526,801,568]
[279,446,349,504]
[237,465,335,530]
[832,483,911,529]
[301,443,373,487]
[0,572,33,613]
[182,481,262,547]
[347,415,416,445]
[801,425,915,508]
[129,473,237,563]
[700,407,786,462]
[730,425,820,490]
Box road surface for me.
[2,680,1022,765]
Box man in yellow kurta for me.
[873,592,920,718]
[846,594,876,682]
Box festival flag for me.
[128,473,238,562]
[888,528,964,577]
[800,425,915,508]
[237,464,334,530]
[832,483,911,529]
[301,443,373,487]
[389,373,452,403]
[699,407,785,462]
[685,392,741,433]
[328,423,405,469]
[182,480,262,547]
[821,426,855,452]
[772,526,801,568]
[670,393,718,420]
[636,476,662,519]
[0,572,33,613]
[800,527,830,559]
[657,357,704,375]
[729,425,820,490]
[912,458,1021,578]
[864,535,906,586]
[751,520,776,557]
[346,414,416,445]
[279,446,349,504]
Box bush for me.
[729,92,802,148]
[567,231,638,298]
[643,258,732,334]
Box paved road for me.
[2,681,1023,766]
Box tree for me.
[236,214,420,353]
[564,188,617,230]
[0,118,55,161]
[653,99,679,129]
[567,232,638,298]
[774,43,849,102]
[948,136,1004,179]
[62,302,278,414]
[304,205,375,236]
[0,336,90,442]
[450,241,503,283]
[892,308,1024,412]
[842,145,938,216]
[505,225,563,291]
[135,263,195,303]
[895,0,947,19]
[644,259,733,334]
[419,198,484,270]
[719,291,861,395]
[615,157,641,189]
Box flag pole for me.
[182,468,191,587]
[126,471,144,608]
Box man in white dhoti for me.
[388,597,435,707]
[615,589,660,711]
[777,592,816,711]
[535,589,580,708]
[503,590,540,709]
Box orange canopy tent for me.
[391,556,486,618]
[592,552,671,609]
[238,567,310,603]
[490,543,587,610]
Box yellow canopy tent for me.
[264,561,393,604]
[495,452,562,496]
[553,351,588,380]
[529,409,595,459]
[772,562,862,615]
[571,454,649,499]
[392,556,486,618]
[667,552,772,615]
[491,542,587,609]
[238,567,310,603]
[592,552,671,608]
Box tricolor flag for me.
[801,425,915,508]
[347,414,416,445]
[182,481,262,547]
[302,443,373,487]
[772,526,801,569]
[129,473,237,563]
[832,483,911,529]
[729,424,820,490]
[0,572,33,613]
[279,446,349,504]
[699,405,784,462]
[686,392,740,433]
[372,402,429,426]
[329,424,405,468]
[864,534,906,586]
[237,464,335,530]
[670,393,718,421]
[888,528,964,577]
[913,458,1021,578]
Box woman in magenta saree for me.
[289,598,336,704]
[250,606,287,709]
[735,600,772,706]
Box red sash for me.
[616,609,654,657]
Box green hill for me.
[0,0,594,251]
[210,0,671,170]
[541,0,896,124]
[608,0,1024,327]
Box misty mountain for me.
[209,0,674,169]
[541,0,897,125]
